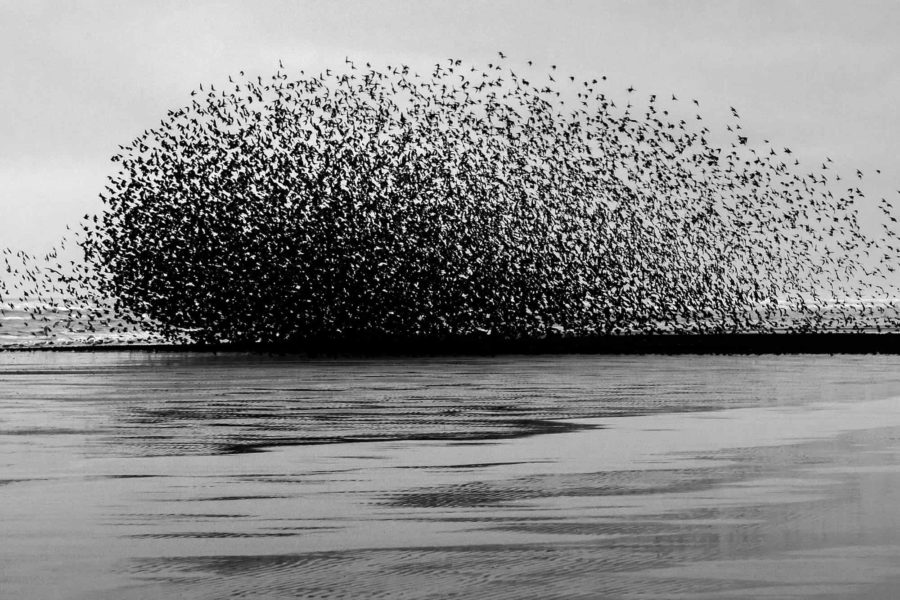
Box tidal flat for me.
[3,353,900,599]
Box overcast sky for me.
[2,0,899,253]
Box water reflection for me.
[3,353,900,599]
[4,353,900,456]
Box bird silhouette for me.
[2,53,899,347]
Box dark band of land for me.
[5,333,900,355]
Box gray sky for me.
[2,0,899,253]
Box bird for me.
[3,51,897,348]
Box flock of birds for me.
[2,54,900,346]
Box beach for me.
[3,353,900,598]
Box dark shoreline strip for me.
[4,333,900,355]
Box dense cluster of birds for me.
[3,54,900,346]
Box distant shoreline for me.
[4,333,900,355]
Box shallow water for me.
[3,353,900,598]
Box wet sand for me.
[3,354,900,598]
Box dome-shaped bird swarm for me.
[9,56,899,345]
